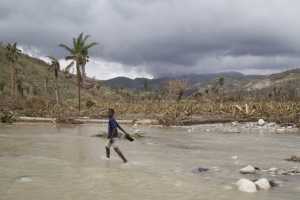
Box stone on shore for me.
[258,119,265,126]
[267,168,278,172]
[255,178,271,190]
[240,165,256,174]
[268,122,276,127]
[236,179,257,193]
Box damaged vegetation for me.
[1,38,300,127]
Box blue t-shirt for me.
[108,117,119,139]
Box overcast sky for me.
[1,0,300,80]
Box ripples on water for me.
[0,123,300,200]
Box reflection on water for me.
[0,123,300,200]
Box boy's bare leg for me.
[106,147,110,158]
[114,148,128,163]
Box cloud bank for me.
[1,0,300,79]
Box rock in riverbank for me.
[236,179,257,193]
[255,178,271,190]
[240,165,256,174]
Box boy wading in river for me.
[106,109,130,163]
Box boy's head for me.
[108,108,115,118]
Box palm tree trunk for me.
[14,66,17,101]
[83,63,86,102]
[77,63,81,112]
[78,79,81,112]
[55,76,59,105]
[222,86,224,104]
[10,62,14,101]
[169,70,172,104]
[44,79,47,99]
[15,83,17,101]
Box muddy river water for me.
[0,123,300,200]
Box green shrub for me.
[86,99,96,108]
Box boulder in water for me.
[236,178,257,193]
[267,168,278,172]
[258,119,265,126]
[240,165,256,174]
[232,121,238,126]
[268,122,276,127]
[255,178,271,190]
[286,156,300,162]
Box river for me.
[0,123,299,199]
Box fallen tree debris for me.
[286,156,300,162]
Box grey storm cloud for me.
[1,0,300,78]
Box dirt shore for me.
[14,114,256,126]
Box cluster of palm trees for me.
[5,33,98,111]
[47,32,98,111]
[58,32,98,111]
[5,42,22,100]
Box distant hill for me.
[186,68,300,96]
[0,46,114,102]
[104,71,245,91]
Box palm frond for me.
[65,55,75,61]
[64,61,74,74]
[48,64,54,70]
[46,55,56,60]
[82,35,91,43]
[83,42,99,50]
[72,38,77,51]
[58,44,75,55]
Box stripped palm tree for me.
[15,77,24,98]
[44,74,49,98]
[46,56,74,105]
[63,62,74,75]
[143,80,148,102]
[5,42,21,101]
[81,36,98,102]
[46,55,61,105]
[120,84,124,92]
[24,85,30,95]
[96,81,101,97]
[218,77,225,104]
[143,80,148,92]
[0,81,6,92]
[58,32,98,111]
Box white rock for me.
[258,119,265,126]
[240,165,256,174]
[268,122,276,127]
[232,121,238,126]
[231,156,238,159]
[276,129,285,132]
[266,168,278,172]
[255,178,270,190]
[236,179,257,193]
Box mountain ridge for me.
[103,71,246,91]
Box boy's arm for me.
[118,124,129,136]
